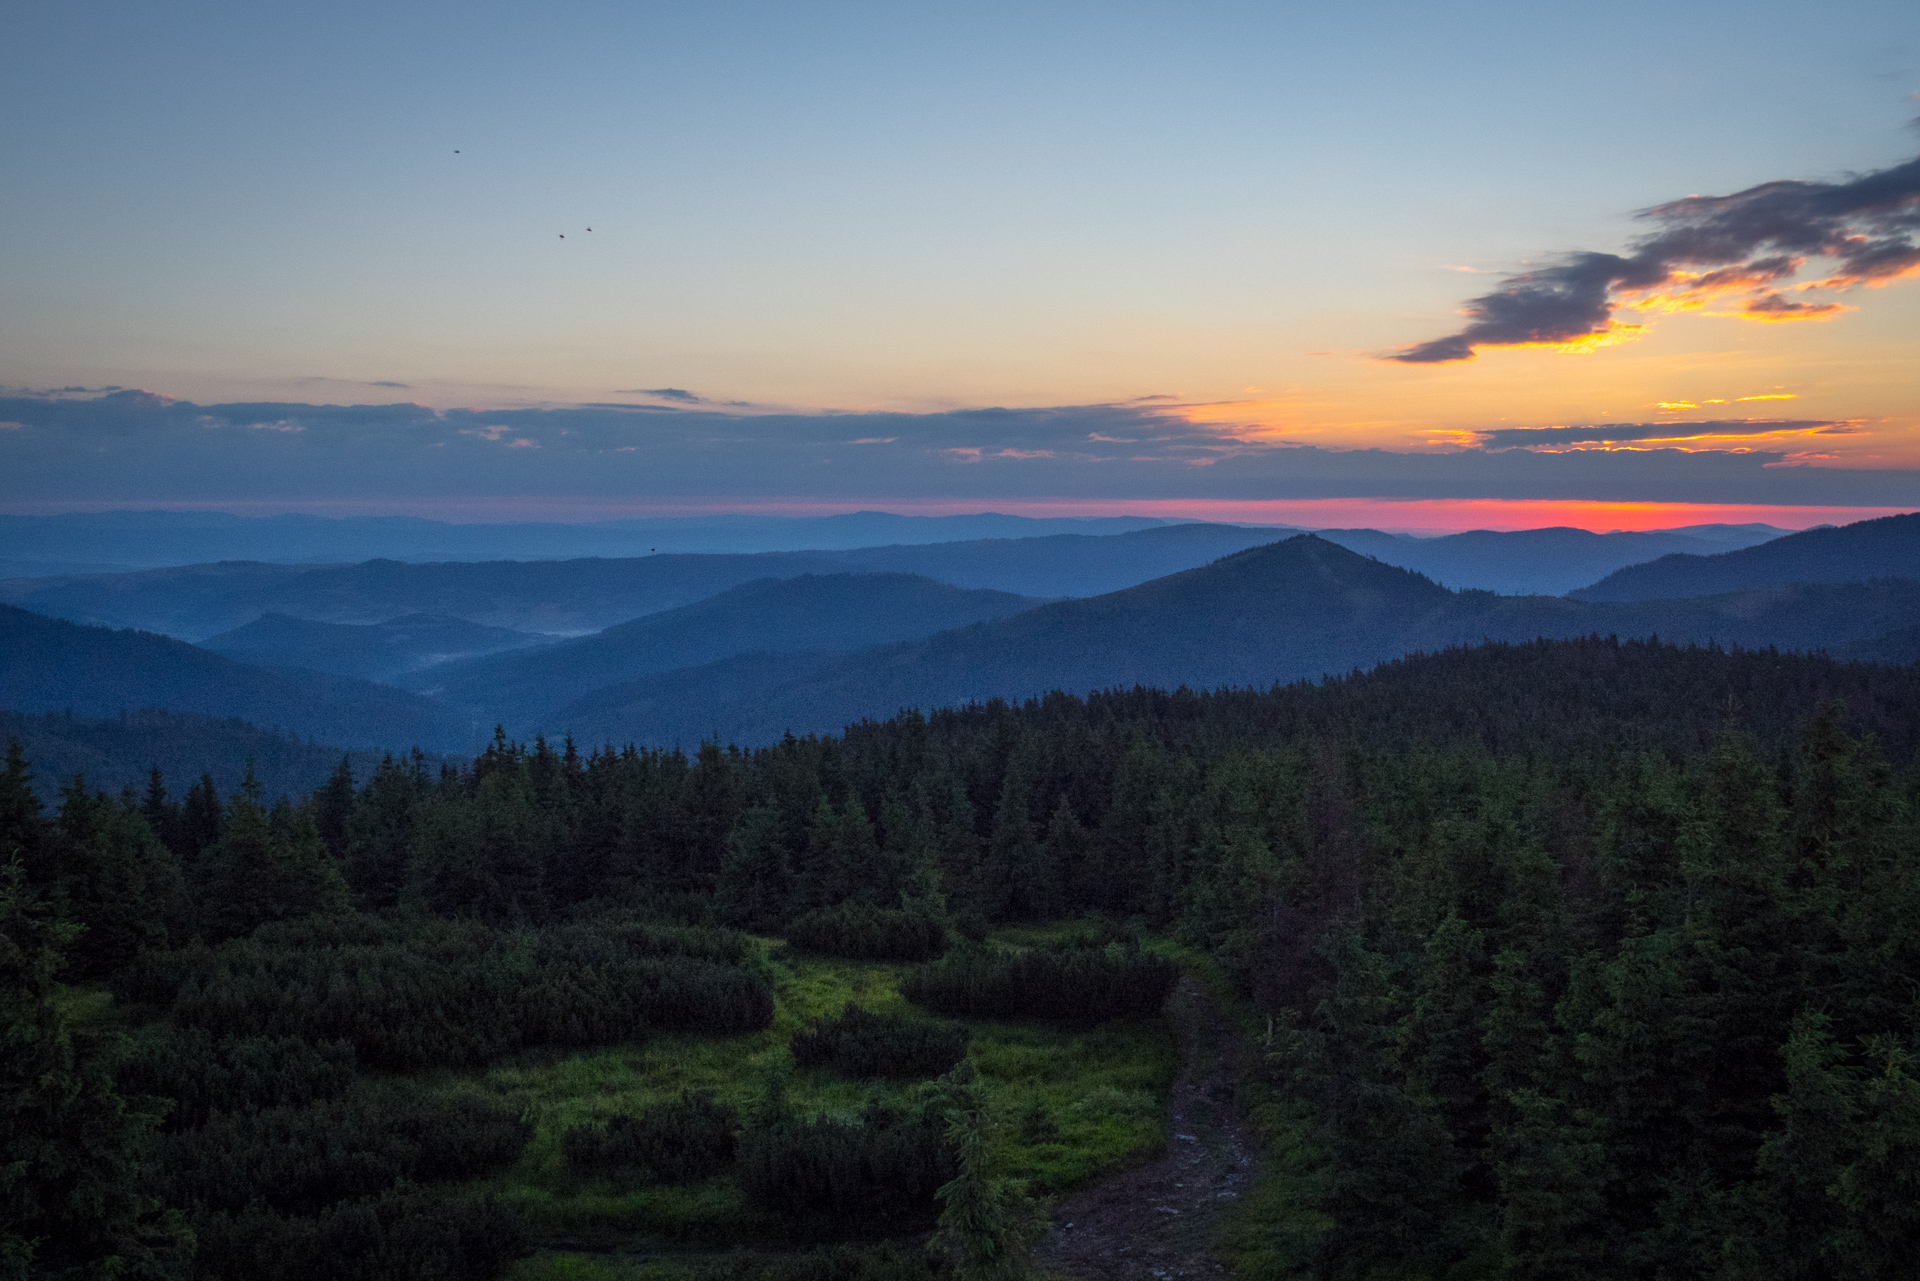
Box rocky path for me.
[1031,975,1258,1280]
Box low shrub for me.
[790,1005,968,1079]
[118,1026,357,1131]
[901,940,1177,1024]
[154,1082,531,1215]
[186,1186,525,1281]
[561,1091,737,1182]
[737,1099,954,1228]
[786,903,948,962]
[685,1243,941,1281]
[119,914,773,1069]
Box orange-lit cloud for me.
[1739,293,1849,321]
[9,389,1917,516]
[1393,150,1920,362]
[1474,418,1858,451]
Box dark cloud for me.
[615,387,704,403]
[1395,150,1920,363]
[1476,419,1844,448]
[1,391,1916,508]
[296,376,414,390]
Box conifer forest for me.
[8,637,1920,1280]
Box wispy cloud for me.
[616,387,705,404]
[2,389,1915,508]
[1393,150,1920,363]
[3,384,128,397]
[295,376,413,390]
[1474,419,1856,449]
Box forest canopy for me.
[5,635,1920,1279]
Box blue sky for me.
[3,0,1917,524]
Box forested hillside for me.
[537,536,1920,748]
[1574,511,1920,600]
[1316,522,1783,595]
[0,605,477,751]
[0,707,448,799]
[201,612,549,680]
[10,635,1920,1279]
[406,574,1043,724]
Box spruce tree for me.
[931,1059,1046,1281]
[0,861,192,1278]
[716,804,789,930]
[201,765,347,939]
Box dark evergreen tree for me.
[0,862,192,1278]
[200,766,348,940]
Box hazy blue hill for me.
[0,561,323,638]
[0,508,1183,569]
[1435,580,1920,664]
[540,651,846,748]
[1571,512,1920,601]
[0,707,456,803]
[1839,625,1920,665]
[0,523,1291,639]
[200,612,550,680]
[830,522,1291,595]
[0,604,476,751]
[1316,523,1785,595]
[539,536,1920,749]
[404,573,1043,725]
[543,536,1459,745]
[0,554,843,638]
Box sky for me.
[3,0,1918,529]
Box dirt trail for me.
[1032,975,1257,1280]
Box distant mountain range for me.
[0,509,1185,573]
[1315,523,1785,595]
[0,524,1285,639]
[200,612,550,681]
[399,573,1043,725]
[1572,512,1920,601]
[0,707,450,802]
[0,519,1809,643]
[0,604,476,752]
[1841,626,1920,665]
[532,536,1920,748]
[1,515,1914,764]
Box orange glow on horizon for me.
[870,497,1909,533]
[38,495,1900,533]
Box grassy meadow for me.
[464,928,1178,1278]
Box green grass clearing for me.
[465,931,1174,1259]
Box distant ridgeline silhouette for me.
[1572,510,1920,601]
[3,524,1917,761]
[0,604,476,752]
[0,524,1284,638]
[529,535,1920,749]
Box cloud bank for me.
[1,390,1916,509]
[1395,150,1920,363]
[1472,419,1854,449]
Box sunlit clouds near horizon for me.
[2,0,1918,519]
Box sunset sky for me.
[3,0,1918,529]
